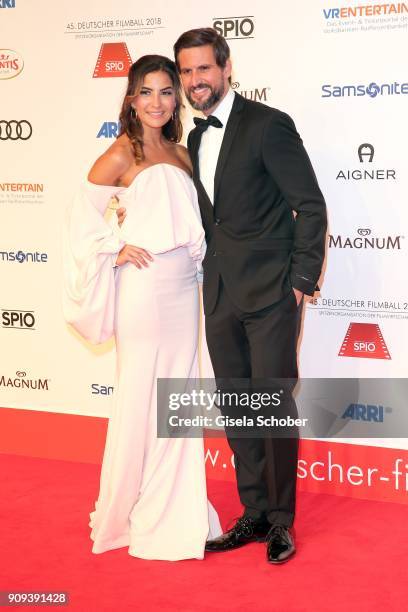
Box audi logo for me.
[0,120,32,141]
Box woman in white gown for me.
[63,55,221,560]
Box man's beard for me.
[186,82,225,111]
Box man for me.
[173,28,327,564]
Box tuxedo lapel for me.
[213,93,245,205]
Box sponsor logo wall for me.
[1,0,407,498]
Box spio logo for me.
[0,49,24,80]
[358,143,374,163]
[0,120,32,141]
[338,322,391,360]
[97,121,120,138]
[0,250,48,263]
[213,16,255,39]
[93,42,132,78]
[0,0,16,7]
[1,309,35,330]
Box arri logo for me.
[329,228,403,250]
[342,403,391,423]
[0,250,48,263]
[213,16,254,39]
[336,144,396,181]
[0,0,16,7]
[1,309,35,330]
[0,50,24,80]
[322,81,408,98]
[339,323,391,359]
[97,121,120,138]
[93,43,132,78]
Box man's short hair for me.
[174,27,230,70]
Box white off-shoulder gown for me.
[63,163,222,560]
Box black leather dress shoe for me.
[205,516,270,552]
[266,525,295,564]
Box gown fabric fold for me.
[63,163,222,560]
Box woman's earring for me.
[131,107,137,120]
[172,110,176,121]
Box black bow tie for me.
[193,115,223,133]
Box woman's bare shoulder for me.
[172,143,192,173]
[88,136,133,186]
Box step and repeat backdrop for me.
[1,0,407,499]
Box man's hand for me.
[116,244,153,269]
[293,288,304,306]
[117,207,126,227]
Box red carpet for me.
[1,453,407,611]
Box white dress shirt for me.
[198,88,235,205]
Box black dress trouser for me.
[204,279,303,527]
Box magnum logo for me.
[329,229,403,250]
[0,370,50,389]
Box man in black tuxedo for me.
[174,28,327,564]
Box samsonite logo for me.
[0,49,24,80]
[322,81,408,98]
[91,383,114,396]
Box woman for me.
[63,55,221,560]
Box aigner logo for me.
[0,120,32,141]
[213,16,255,39]
[336,144,396,181]
[1,309,35,330]
[93,42,132,78]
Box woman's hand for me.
[116,244,153,269]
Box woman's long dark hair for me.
[118,55,183,163]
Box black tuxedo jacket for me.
[187,93,327,315]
